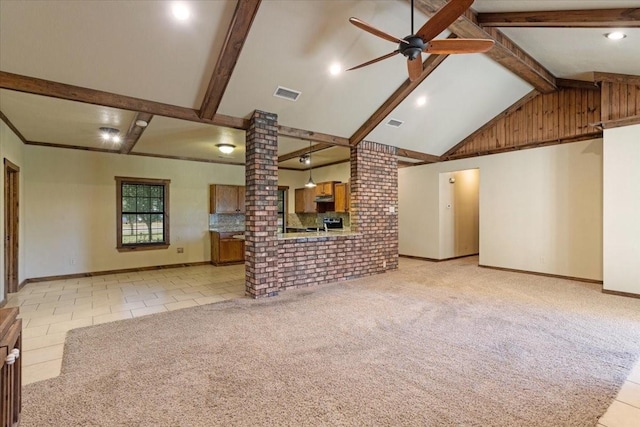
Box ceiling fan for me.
[347,0,494,81]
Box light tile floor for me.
[6,263,245,385]
[5,258,640,426]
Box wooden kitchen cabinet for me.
[295,188,316,213]
[315,181,339,197]
[211,231,245,265]
[1,307,21,427]
[210,185,245,214]
[334,182,350,213]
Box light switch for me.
[389,206,395,213]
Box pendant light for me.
[304,140,316,188]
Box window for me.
[115,177,170,251]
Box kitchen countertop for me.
[231,229,359,241]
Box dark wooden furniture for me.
[0,307,21,427]
[210,185,245,214]
[211,231,245,265]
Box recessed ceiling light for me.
[216,144,235,154]
[172,2,191,21]
[329,63,342,76]
[605,31,626,40]
[416,96,427,107]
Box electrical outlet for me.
[177,247,184,254]
[383,260,387,269]
[70,258,76,265]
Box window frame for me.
[115,176,171,252]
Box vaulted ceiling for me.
[1,0,639,170]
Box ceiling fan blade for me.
[425,38,494,54]
[346,50,400,72]
[407,56,423,81]
[416,0,473,42]
[349,17,408,45]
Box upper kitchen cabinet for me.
[295,187,316,214]
[210,185,245,214]
[334,183,350,213]
[315,181,339,198]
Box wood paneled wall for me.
[601,82,640,122]
[449,88,601,159]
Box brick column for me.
[245,110,279,298]
[350,140,399,271]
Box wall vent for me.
[386,118,404,128]
[273,86,301,101]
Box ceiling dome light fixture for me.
[329,63,342,76]
[135,119,148,128]
[416,95,427,107]
[605,31,626,40]
[216,143,235,154]
[99,127,121,143]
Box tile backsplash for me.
[287,212,350,229]
[209,214,245,232]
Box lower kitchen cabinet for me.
[211,231,245,265]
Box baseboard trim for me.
[602,289,640,299]
[400,254,479,263]
[24,261,213,284]
[478,264,603,285]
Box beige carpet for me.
[22,258,640,426]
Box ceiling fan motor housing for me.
[400,35,426,60]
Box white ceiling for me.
[0,0,638,166]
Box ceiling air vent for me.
[386,118,404,128]
[273,86,301,101]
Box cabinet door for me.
[211,185,238,214]
[304,187,317,213]
[335,183,348,212]
[219,239,244,263]
[295,188,306,213]
[236,186,246,213]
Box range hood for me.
[315,195,334,203]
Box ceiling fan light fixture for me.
[605,31,626,40]
[216,144,235,154]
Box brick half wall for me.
[277,141,398,290]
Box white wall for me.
[278,161,350,213]
[603,124,640,295]
[24,145,245,279]
[400,138,603,281]
[0,121,26,296]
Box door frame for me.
[4,158,20,298]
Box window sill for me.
[117,244,170,253]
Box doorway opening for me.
[439,168,479,261]
[4,159,20,297]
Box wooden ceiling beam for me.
[349,38,453,146]
[277,125,351,146]
[591,115,640,130]
[120,113,153,154]
[556,78,600,91]
[396,148,440,163]
[412,0,557,93]
[477,8,640,28]
[278,143,332,163]
[199,0,262,119]
[594,72,640,86]
[0,71,249,130]
[0,111,27,143]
